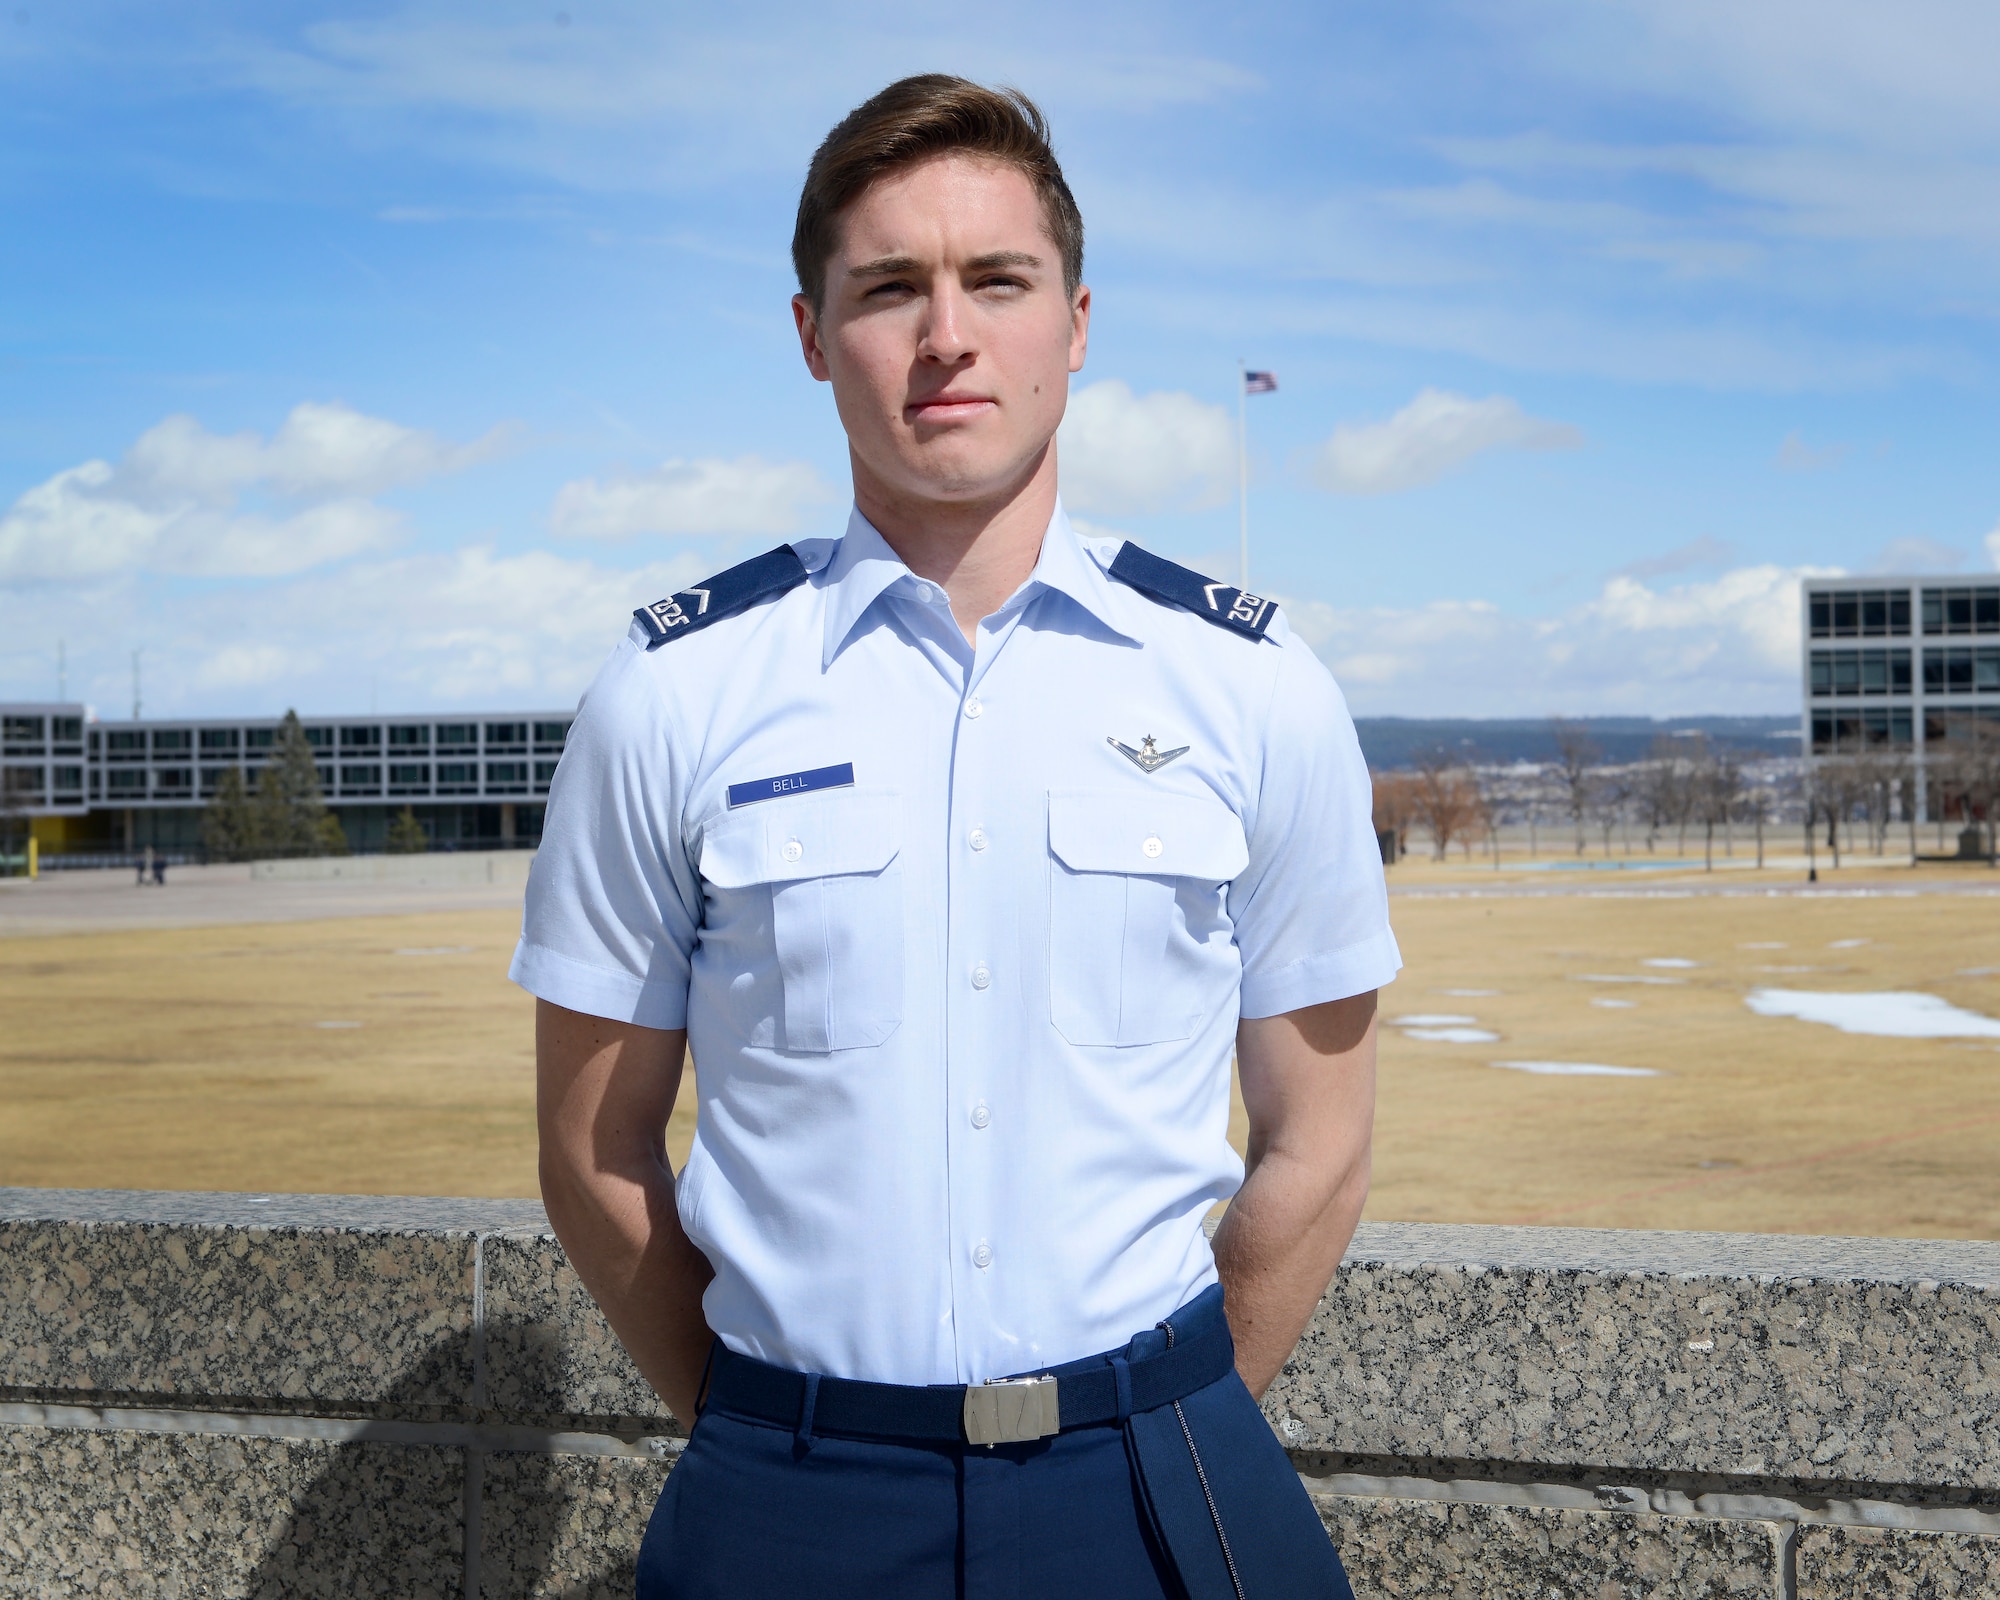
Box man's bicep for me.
[1235,991,1377,1157]
[536,999,687,1162]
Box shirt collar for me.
[820,499,1137,667]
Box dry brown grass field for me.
[3,854,1998,1238]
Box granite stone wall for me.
[2,1189,1995,1597]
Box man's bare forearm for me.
[536,1002,716,1423]
[1211,993,1377,1398]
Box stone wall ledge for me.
[4,1188,1996,1598]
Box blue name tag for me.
[726,762,855,807]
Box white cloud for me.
[1868,536,1963,574]
[0,403,507,581]
[1773,430,1848,471]
[1986,524,2000,571]
[1057,380,1235,516]
[1284,562,1838,717]
[1312,389,1583,495]
[549,455,833,540]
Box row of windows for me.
[93,720,570,757]
[1,764,84,795]
[2,715,85,746]
[1811,707,2000,751]
[1808,647,2000,696]
[83,760,562,799]
[1809,586,2000,639]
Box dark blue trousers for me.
[635,1288,1353,1600]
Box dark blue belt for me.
[701,1287,1236,1446]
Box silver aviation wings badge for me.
[1108,733,1190,774]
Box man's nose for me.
[917,281,975,363]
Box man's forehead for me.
[835,155,1051,264]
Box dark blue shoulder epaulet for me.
[633,544,810,647]
[1106,543,1278,642]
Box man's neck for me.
[850,446,1058,643]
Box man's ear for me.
[793,294,833,383]
[1067,284,1091,376]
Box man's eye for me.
[866,281,915,298]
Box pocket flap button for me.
[782,839,803,863]
[1141,835,1164,859]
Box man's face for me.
[794,154,1089,508]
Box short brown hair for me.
[792,75,1085,312]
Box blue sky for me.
[3,1,1997,718]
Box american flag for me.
[1243,370,1278,394]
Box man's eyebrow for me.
[845,249,1045,279]
[847,255,922,279]
[966,250,1042,271]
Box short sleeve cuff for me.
[508,940,690,1030]
[1239,929,1403,1020]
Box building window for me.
[301,726,333,749]
[244,727,276,750]
[315,763,334,789]
[1924,706,2000,745]
[533,720,571,748]
[339,764,382,791]
[153,768,193,794]
[340,725,381,748]
[485,761,528,792]
[1922,586,2000,635]
[2,764,45,796]
[199,767,237,796]
[53,716,83,743]
[2,715,45,745]
[1809,588,1911,638]
[1922,646,2000,695]
[436,723,478,747]
[484,722,528,751]
[388,725,430,747]
[106,730,145,760]
[1811,708,1913,751]
[151,728,193,754]
[436,762,478,793]
[108,769,145,792]
[388,763,431,793]
[534,760,560,790]
[1809,648,1910,697]
[53,765,83,792]
[199,728,239,751]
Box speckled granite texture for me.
[1272,1222,2000,1490]
[481,1231,670,1425]
[0,1425,462,1597]
[480,1451,672,1599]
[1796,1524,2000,1597]
[1316,1494,1781,1599]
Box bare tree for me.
[1592,769,1627,857]
[1410,750,1480,861]
[1371,770,1420,863]
[1550,719,1598,856]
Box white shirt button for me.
[970,1102,991,1129]
[782,839,803,863]
[968,828,989,852]
[1142,836,1164,859]
[970,963,992,991]
[963,697,983,719]
[972,1241,994,1269]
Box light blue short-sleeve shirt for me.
[511,503,1400,1387]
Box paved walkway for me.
[0,864,527,936]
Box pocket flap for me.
[1048,790,1248,881]
[700,787,902,887]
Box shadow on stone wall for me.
[243,1322,668,1600]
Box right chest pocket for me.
[699,788,904,1053]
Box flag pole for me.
[1236,360,1249,590]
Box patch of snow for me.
[1391,1013,1478,1027]
[312,1020,362,1030]
[1490,1060,1661,1078]
[1828,939,1870,949]
[1591,998,1638,1009]
[1643,957,1700,968]
[1744,989,2000,1039]
[1572,974,1686,985]
[1740,942,1786,950]
[1404,1026,1501,1043]
[1440,988,1499,997]
[1755,965,1822,974]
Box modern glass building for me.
[1802,575,2000,817]
[0,703,570,856]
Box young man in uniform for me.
[515,75,1398,1600]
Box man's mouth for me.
[907,394,995,422]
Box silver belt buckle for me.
[963,1374,1060,1445]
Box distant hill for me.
[1354,715,1800,769]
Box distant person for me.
[137,845,152,888]
[152,854,166,887]
[516,76,1396,1600]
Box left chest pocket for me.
[700,788,904,1053]
[1048,790,1249,1048]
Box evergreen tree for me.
[385,805,429,854]
[201,767,254,862]
[252,711,336,857]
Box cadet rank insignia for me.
[1105,543,1277,641]
[1108,734,1189,774]
[634,544,812,647]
